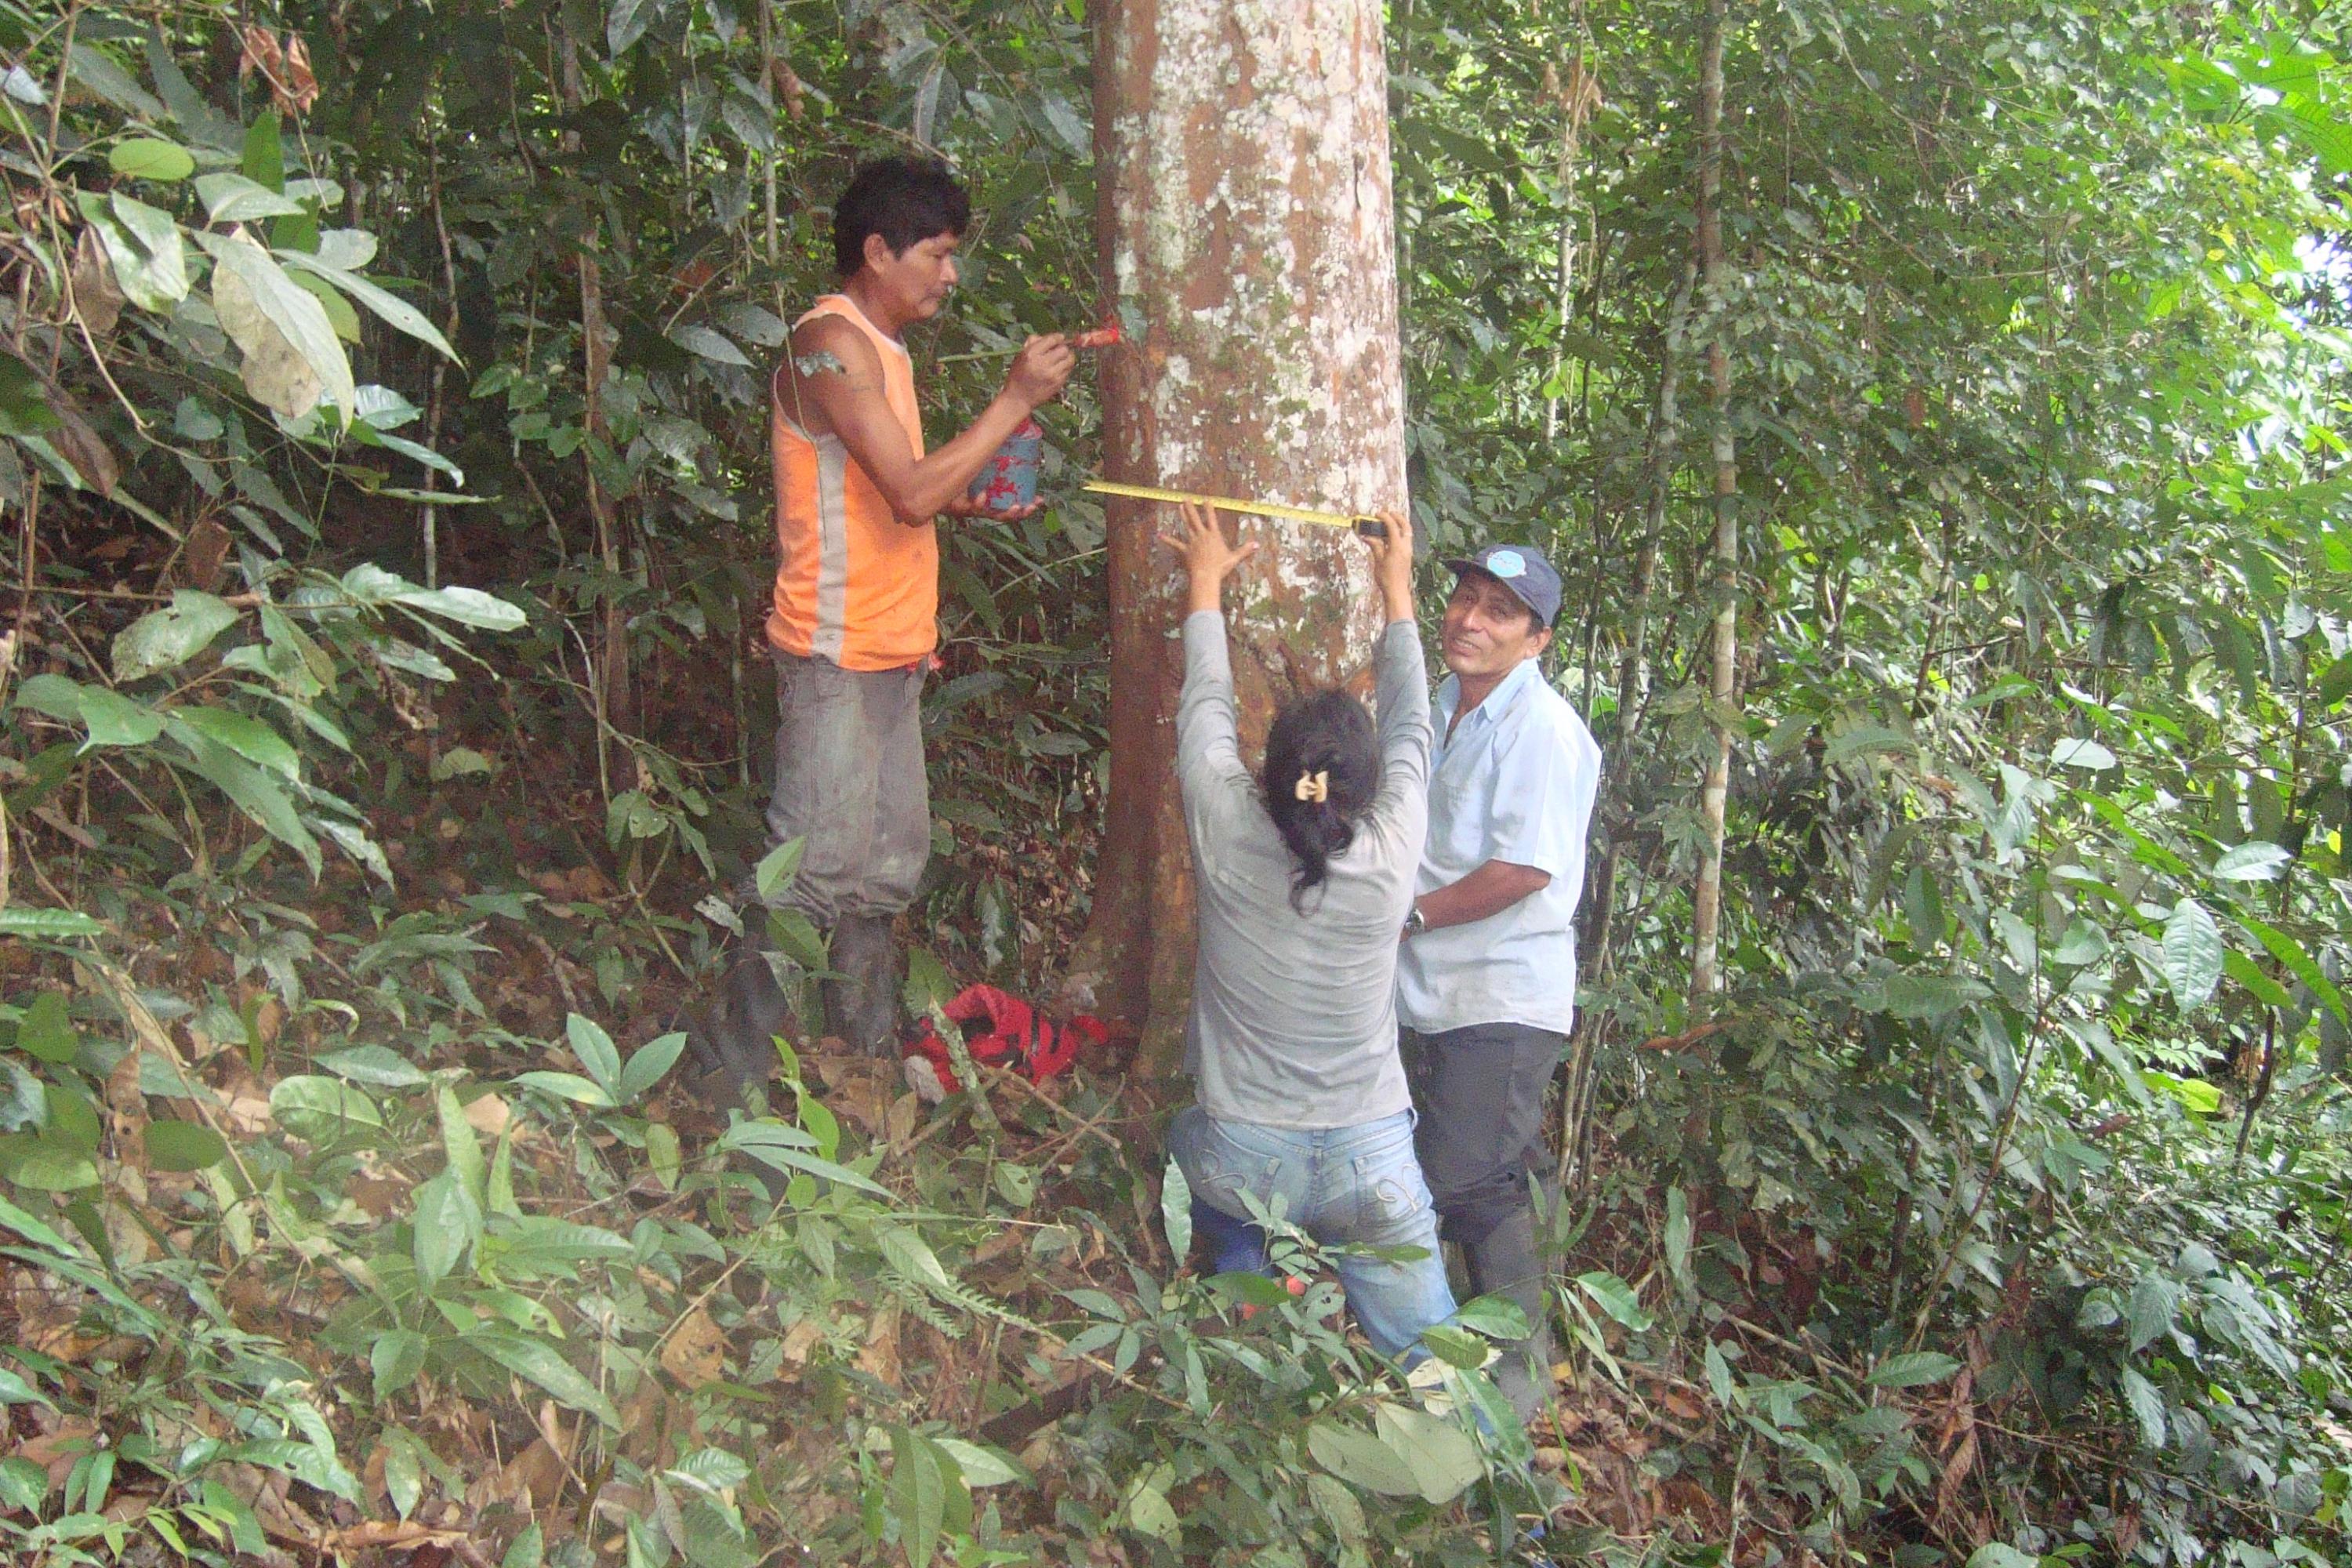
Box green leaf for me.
[372,1330,426,1402]
[267,1074,384,1140]
[2049,737,2116,770]
[753,837,804,906]
[932,1437,1026,1488]
[467,1327,621,1428]
[502,1523,544,1568]
[1824,724,1914,763]
[619,1032,687,1102]
[274,250,459,362]
[173,706,299,779]
[316,1045,431,1087]
[112,590,238,681]
[67,44,162,118]
[670,324,752,366]
[0,1457,48,1513]
[1882,972,1990,1021]
[567,1014,622,1094]
[2117,1365,2166,1448]
[1865,1351,1962,1389]
[2161,898,2224,1010]
[0,1134,99,1191]
[1373,1399,1483,1504]
[110,137,194,182]
[168,721,319,875]
[1418,1322,1491,1369]
[242,111,283,190]
[1664,1185,1694,1294]
[412,1169,481,1290]
[511,1071,615,1109]
[1964,1548,2041,1568]
[1160,1156,1192,1260]
[1450,1294,1530,1341]
[2238,913,2350,1026]
[437,1087,488,1207]
[0,1367,50,1407]
[71,686,163,750]
[0,908,102,939]
[198,230,354,424]
[1574,1270,1653,1330]
[890,1427,949,1568]
[143,1119,227,1173]
[194,172,305,223]
[2128,1275,2187,1352]
[608,0,655,56]
[2211,840,2291,880]
[16,991,79,1065]
[1307,1418,1422,1496]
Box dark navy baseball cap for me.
[1443,543,1563,625]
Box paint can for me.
[968,418,1044,511]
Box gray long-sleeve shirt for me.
[1176,612,1432,1129]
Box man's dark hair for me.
[1261,690,1380,913]
[833,158,971,278]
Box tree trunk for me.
[1690,0,1739,999]
[557,25,630,747]
[1062,0,1408,1073]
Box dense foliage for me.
[0,1,2347,1566]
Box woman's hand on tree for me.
[1364,508,1414,622]
[1159,500,1258,612]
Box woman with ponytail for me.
[1159,499,1457,1364]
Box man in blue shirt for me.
[1397,543,1602,1424]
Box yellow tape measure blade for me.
[1081,480,1385,537]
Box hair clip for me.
[1294,770,1330,804]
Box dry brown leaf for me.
[462,1092,512,1138]
[857,1301,902,1387]
[779,1316,825,1371]
[1935,1426,1978,1522]
[209,234,322,420]
[659,1305,728,1388]
[70,225,124,337]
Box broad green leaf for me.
[608,0,655,56]
[670,323,752,366]
[198,230,354,424]
[511,1071,615,1109]
[932,1437,1026,1488]
[502,1523,544,1568]
[2049,737,2115,770]
[1575,1270,1653,1330]
[77,194,187,311]
[168,722,320,875]
[112,590,238,681]
[143,1118,228,1173]
[2118,1365,2166,1448]
[0,909,103,939]
[437,1087,488,1207]
[1965,1548,2041,1568]
[1824,724,1914,763]
[194,172,304,223]
[1450,1294,1530,1341]
[1865,1350,1962,1389]
[890,1427,950,1568]
[67,44,162,118]
[467,1327,620,1428]
[0,1133,98,1191]
[316,1046,431,1087]
[110,137,194,182]
[16,991,79,1064]
[412,1170,481,1291]
[619,1031,687,1102]
[2128,1275,2187,1352]
[1418,1322,1490,1369]
[0,1457,46,1513]
[1160,1156,1192,1260]
[2237,913,2350,1025]
[71,686,163,750]
[753,837,805,906]
[1882,972,1990,1021]
[173,706,299,779]
[1123,1474,1179,1544]
[2211,840,2291,880]
[372,1330,426,1402]
[2161,898,2223,1009]
[1307,1418,1421,1496]
[1373,1399,1483,1504]
[1665,1185,1695,1294]
[2141,1070,2221,1115]
[275,249,459,361]
[567,1014,622,1094]
[0,1368,50,1407]
[268,1075,383,1140]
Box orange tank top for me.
[767,295,936,670]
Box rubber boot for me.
[1465,1206,1555,1427]
[687,911,789,1097]
[822,913,902,1055]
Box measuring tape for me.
[1082,480,1387,539]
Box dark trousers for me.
[761,653,929,925]
[1399,1022,1566,1247]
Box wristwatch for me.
[1402,906,1428,938]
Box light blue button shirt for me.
[1396,657,1602,1035]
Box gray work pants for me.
[1399,1022,1566,1247]
[761,652,930,926]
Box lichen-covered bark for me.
[1060,0,1409,1073]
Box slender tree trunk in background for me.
[558,26,630,744]
[1064,0,1407,1073]
[1541,47,1599,443]
[1690,0,1739,999]
[1614,262,1694,749]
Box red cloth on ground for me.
[904,983,1106,1094]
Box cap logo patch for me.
[1486,549,1526,579]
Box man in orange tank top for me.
[702,158,1073,1076]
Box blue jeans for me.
[1168,1105,1457,1361]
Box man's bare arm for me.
[780,317,1070,525]
[1412,859,1551,933]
